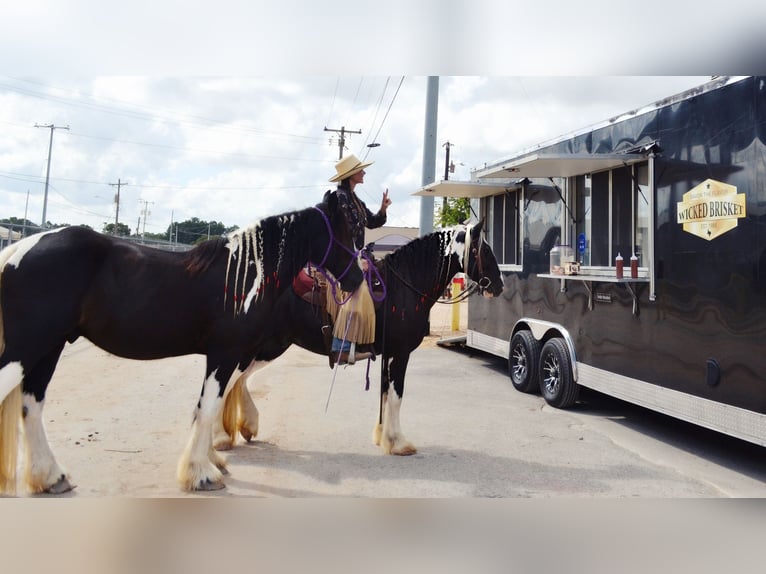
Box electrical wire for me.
[361,76,405,161]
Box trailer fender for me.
[511,318,578,382]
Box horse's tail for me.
[221,377,242,444]
[0,386,21,495]
[0,241,21,358]
[0,241,24,495]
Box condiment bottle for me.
[630,254,638,278]
[615,253,624,279]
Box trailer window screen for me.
[488,192,518,265]
[611,168,633,261]
[576,161,648,267]
[590,171,610,266]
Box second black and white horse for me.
[0,194,362,494]
[217,221,504,455]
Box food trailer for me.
[417,76,766,445]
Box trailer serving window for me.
[574,161,649,268]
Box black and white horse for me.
[217,221,504,455]
[0,194,362,494]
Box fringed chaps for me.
[328,281,376,344]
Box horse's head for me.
[456,219,504,297]
[313,192,363,293]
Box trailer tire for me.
[539,337,579,408]
[508,330,540,393]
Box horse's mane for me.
[183,206,318,278]
[384,229,451,266]
[218,206,325,313]
[183,237,228,276]
[383,228,458,293]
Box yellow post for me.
[451,279,462,331]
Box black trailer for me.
[419,76,766,445]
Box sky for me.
[1,75,714,236]
[1,0,762,238]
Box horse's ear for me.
[471,218,485,240]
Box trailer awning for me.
[475,153,646,179]
[412,180,517,198]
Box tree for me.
[436,197,471,228]
[103,222,131,236]
[166,217,228,245]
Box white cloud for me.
[2,75,718,236]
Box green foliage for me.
[0,216,36,228]
[166,217,229,245]
[103,222,131,236]
[436,197,471,228]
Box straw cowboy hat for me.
[329,153,374,182]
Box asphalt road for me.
[18,311,766,498]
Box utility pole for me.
[23,190,29,237]
[34,123,69,228]
[324,125,362,159]
[442,141,454,213]
[443,141,453,181]
[138,199,154,239]
[419,76,439,237]
[108,178,127,234]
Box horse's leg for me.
[177,359,239,491]
[379,354,416,456]
[20,343,74,493]
[372,356,390,447]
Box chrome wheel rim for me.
[542,352,560,395]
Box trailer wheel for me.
[508,330,540,393]
[539,337,579,408]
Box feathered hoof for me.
[194,477,226,491]
[44,474,75,494]
[383,438,417,456]
[213,437,233,451]
[391,443,417,456]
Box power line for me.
[361,76,405,161]
[1,77,325,144]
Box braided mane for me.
[223,209,321,314]
[383,229,459,302]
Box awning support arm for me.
[548,177,581,224]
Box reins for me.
[383,259,478,305]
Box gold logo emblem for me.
[676,179,746,240]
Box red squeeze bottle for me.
[615,253,624,279]
[630,254,638,279]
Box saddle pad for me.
[292,268,316,298]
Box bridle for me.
[463,225,493,293]
[386,226,494,305]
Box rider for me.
[324,153,391,366]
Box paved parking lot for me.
[22,300,766,497]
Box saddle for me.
[292,267,326,307]
[291,263,386,310]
